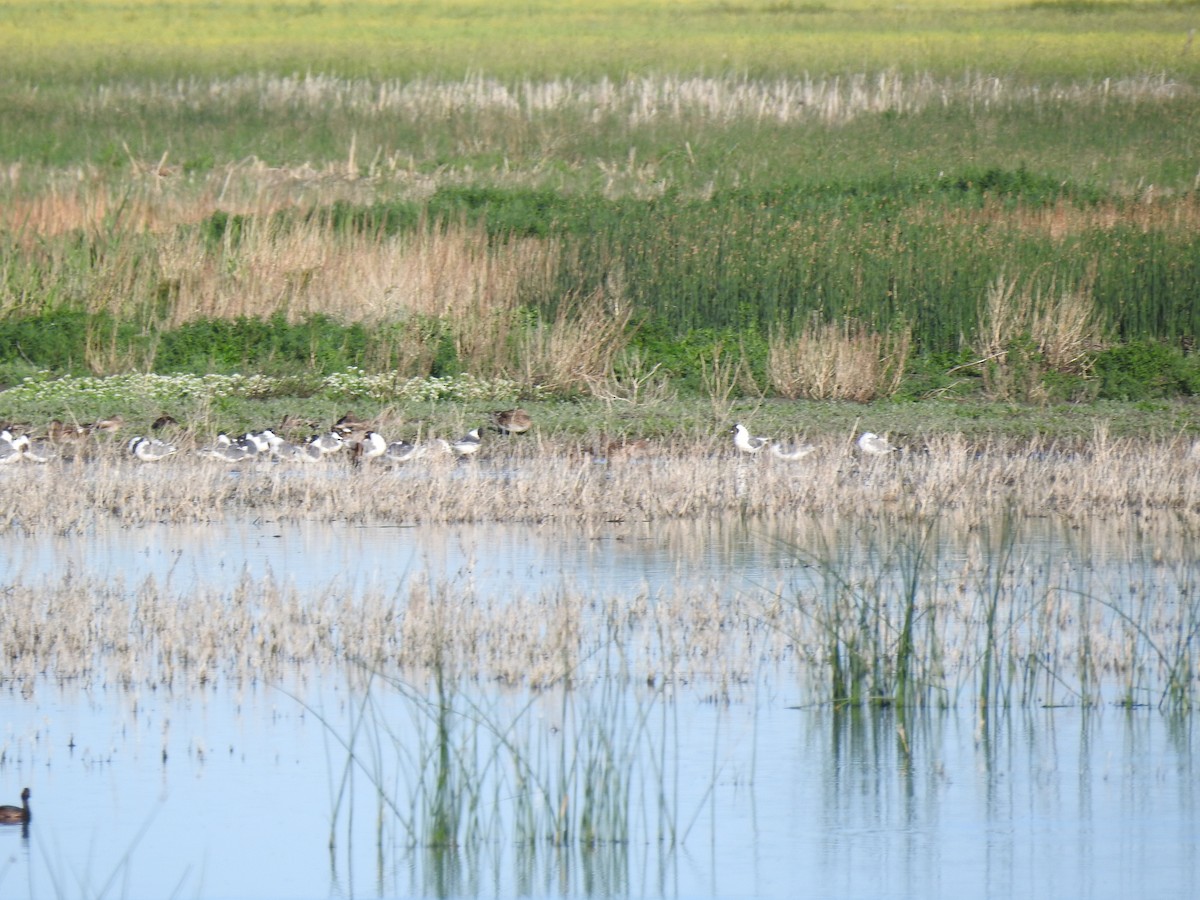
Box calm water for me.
[0,516,1197,899]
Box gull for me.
[240,430,279,454]
[857,432,900,455]
[12,435,56,463]
[771,439,817,461]
[450,428,483,457]
[308,432,345,455]
[274,440,323,463]
[199,434,252,462]
[355,431,388,462]
[731,423,770,454]
[491,408,533,434]
[128,436,178,461]
[384,440,421,463]
[0,435,23,465]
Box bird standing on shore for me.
[731,423,770,454]
[491,408,533,434]
[384,440,421,463]
[770,439,816,461]
[857,432,900,455]
[450,428,483,457]
[128,436,178,461]
[354,431,388,462]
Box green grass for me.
[2,2,1199,411]
[1,1,1197,81]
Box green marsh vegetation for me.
[4,0,1200,862]
[2,2,1200,424]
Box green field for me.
[2,0,1199,431]
[2,1,1197,80]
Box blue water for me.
[1,679,1196,899]
[0,516,1196,898]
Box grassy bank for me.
[2,4,1199,414]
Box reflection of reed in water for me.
[321,661,664,898]
[3,507,1199,709]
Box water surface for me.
[0,513,1196,898]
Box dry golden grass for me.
[1,497,1196,708]
[3,428,1198,534]
[517,283,634,395]
[974,272,1107,401]
[768,317,911,402]
[954,195,1200,239]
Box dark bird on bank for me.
[491,408,533,434]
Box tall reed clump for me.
[973,271,1107,402]
[515,280,634,396]
[767,316,911,402]
[319,657,683,862]
[797,510,948,708]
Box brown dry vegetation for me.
[973,272,1108,401]
[950,194,1200,239]
[1,497,1194,707]
[768,317,912,402]
[2,429,1198,533]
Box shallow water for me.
[0,513,1197,898]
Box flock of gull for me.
[0,409,533,466]
[731,423,900,458]
[1,409,900,466]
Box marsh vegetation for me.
[2,3,1200,895]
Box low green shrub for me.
[1092,340,1198,400]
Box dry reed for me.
[1,504,1196,710]
[768,316,911,401]
[1,430,1199,532]
[974,272,1107,401]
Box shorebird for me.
[857,432,900,455]
[90,415,125,435]
[491,408,533,434]
[384,440,421,463]
[0,435,23,465]
[731,423,770,454]
[770,439,817,461]
[333,412,372,439]
[128,436,178,461]
[308,432,345,455]
[355,431,387,461]
[12,434,55,463]
[450,428,483,457]
[47,420,88,442]
[605,437,652,461]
